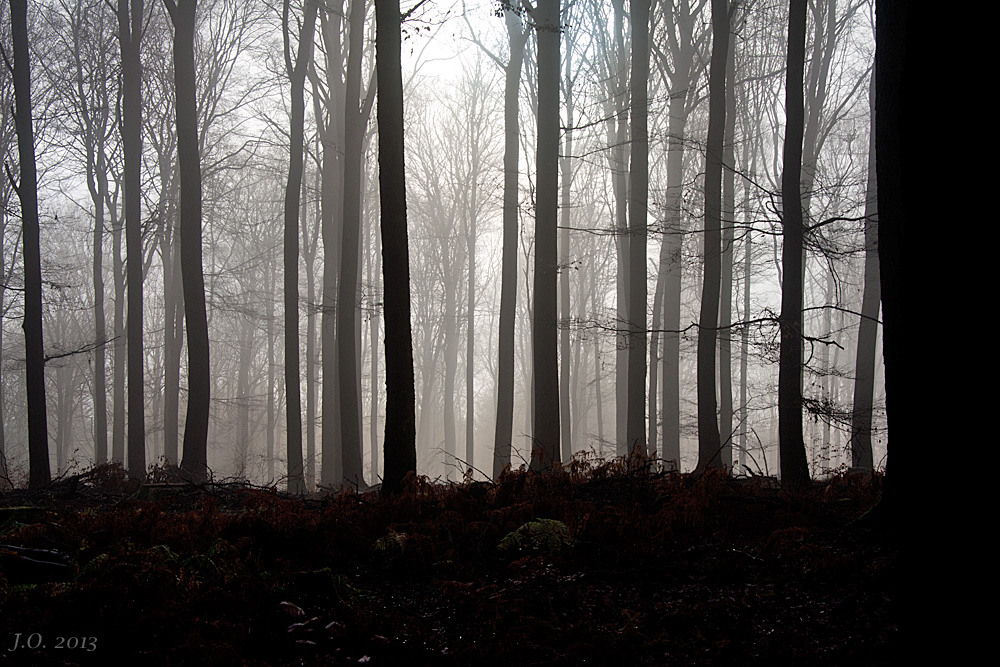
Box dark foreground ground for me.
[0,460,896,665]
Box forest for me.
[0,0,907,663]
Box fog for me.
[0,0,885,491]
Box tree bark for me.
[626,0,650,458]
[375,0,417,494]
[695,0,729,472]
[559,16,574,464]
[719,23,736,471]
[530,0,561,472]
[492,9,526,479]
[120,0,146,479]
[282,0,318,494]
[850,70,878,471]
[338,0,366,488]
[777,0,811,486]
[10,0,50,488]
[167,0,210,483]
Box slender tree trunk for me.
[338,0,366,488]
[660,19,695,470]
[777,0,810,486]
[626,0,650,458]
[492,9,526,479]
[267,255,276,481]
[304,161,319,490]
[167,0,210,483]
[282,0,318,494]
[530,0,561,471]
[466,157,478,474]
[719,26,736,470]
[236,314,252,477]
[112,210,125,463]
[318,0,345,488]
[696,0,729,472]
[559,22,573,464]
[375,0,416,494]
[90,132,109,466]
[851,70,879,471]
[10,0,50,488]
[609,0,628,458]
[120,0,146,479]
[370,196,381,481]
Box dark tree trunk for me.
[777,0,811,486]
[696,0,729,472]
[10,0,50,488]
[166,0,210,483]
[317,0,345,488]
[282,0,318,494]
[875,0,910,477]
[375,0,417,493]
[120,0,146,480]
[626,0,650,458]
[530,0,561,472]
[338,0,366,488]
[375,0,417,494]
[492,9,526,479]
[850,71,878,471]
[719,27,736,470]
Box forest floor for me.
[0,459,896,666]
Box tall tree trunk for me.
[626,0,650,458]
[719,25,736,470]
[492,9,526,479]
[609,0,629,458]
[304,160,319,490]
[559,20,573,464]
[266,254,276,481]
[466,156,478,474]
[10,0,50,488]
[777,0,810,486]
[850,70,878,471]
[375,0,416,494]
[695,0,729,472]
[369,195,381,481]
[90,127,109,467]
[317,0,345,488]
[443,277,457,476]
[282,0,318,494]
[112,208,125,463]
[530,0,561,472]
[120,0,145,479]
[166,0,210,483]
[338,0,366,488]
[236,311,253,477]
[659,3,696,470]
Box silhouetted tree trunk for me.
[338,0,366,488]
[626,0,650,458]
[10,0,50,488]
[112,206,125,463]
[718,23,736,471]
[493,8,527,479]
[376,0,416,494]
[530,0,561,472]
[119,0,145,479]
[282,0,318,494]
[850,71,878,471]
[875,0,908,478]
[777,0,810,486]
[165,0,209,483]
[696,0,729,472]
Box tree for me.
[849,70,877,471]
[119,0,146,479]
[375,0,416,494]
[8,0,49,488]
[777,0,810,485]
[626,0,650,457]
[337,0,368,489]
[164,0,209,482]
[529,0,561,471]
[695,0,729,472]
[282,0,318,495]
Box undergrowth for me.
[0,460,894,666]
